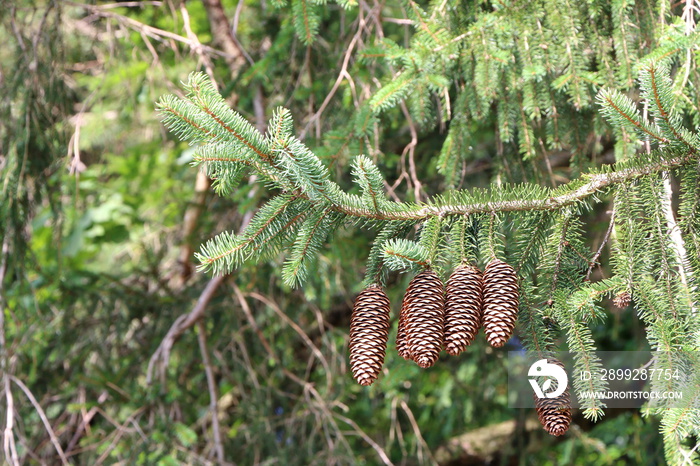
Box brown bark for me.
[201,0,246,73]
[435,418,541,465]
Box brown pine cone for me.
[402,269,446,368]
[482,259,519,348]
[534,359,572,436]
[444,264,484,356]
[349,285,391,386]
[612,291,631,309]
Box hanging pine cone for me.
[444,264,484,356]
[349,285,391,386]
[534,360,572,436]
[402,269,445,368]
[482,258,519,348]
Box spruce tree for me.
[159,2,700,462]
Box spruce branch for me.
[596,88,670,145]
[162,73,700,286]
[554,283,609,421]
[163,73,700,223]
[352,155,389,212]
[362,221,413,287]
[195,195,308,274]
[417,216,444,263]
[291,0,320,46]
[640,60,700,152]
[382,239,430,270]
[370,71,415,113]
[282,209,335,287]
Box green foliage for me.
[5,1,700,465]
[382,238,429,271]
[161,16,700,462]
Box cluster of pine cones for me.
[349,258,519,385]
[348,258,571,436]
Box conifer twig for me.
[324,151,697,221]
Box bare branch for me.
[146,275,226,384]
[201,0,246,73]
[586,209,615,280]
[66,2,237,60]
[65,391,109,457]
[3,378,19,466]
[196,320,224,462]
[10,376,69,465]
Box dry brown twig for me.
[146,274,226,385]
[10,376,69,465]
[1,235,19,466]
[231,285,392,464]
[247,292,333,387]
[196,320,225,462]
[299,3,381,139]
[64,1,237,60]
[400,399,436,465]
[92,407,148,464]
[3,377,19,466]
[399,100,423,202]
[65,390,108,457]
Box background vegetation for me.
[1,0,699,464]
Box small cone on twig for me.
[349,285,391,386]
[613,291,631,309]
[401,269,446,368]
[444,264,484,356]
[534,359,572,436]
[482,258,519,348]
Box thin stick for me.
[334,414,394,466]
[4,378,19,466]
[196,320,224,462]
[66,2,236,60]
[399,399,436,465]
[586,209,616,280]
[65,391,108,457]
[300,4,373,138]
[399,101,422,202]
[146,275,226,384]
[233,289,355,458]
[90,1,163,8]
[0,236,19,466]
[10,376,69,465]
[247,292,332,387]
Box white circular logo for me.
[528,359,568,398]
